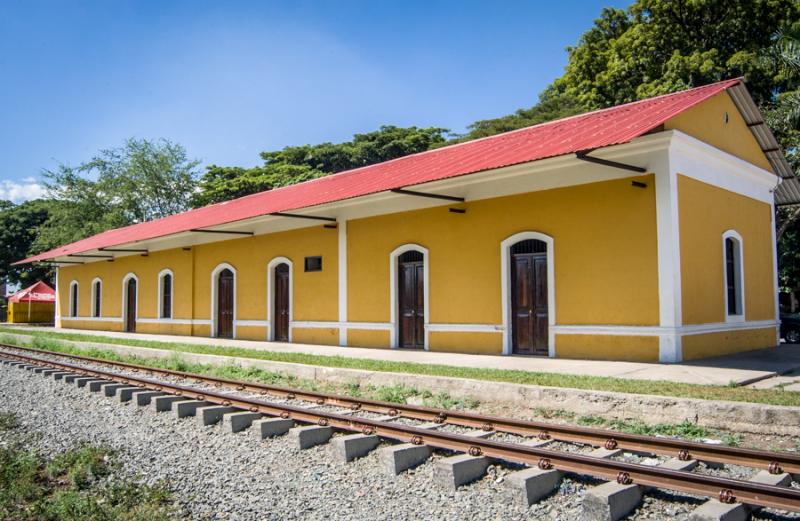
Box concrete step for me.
[329,434,380,462]
[434,454,490,490]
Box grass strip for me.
[0,414,176,521]
[1,326,799,407]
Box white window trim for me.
[68,280,79,318]
[91,278,102,318]
[157,269,174,319]
[267,257,293,342]
[389,244,430,350]
[722,230,745,323]
[121,273,139,329]
[210,263,237,338]
[500,231,556,356]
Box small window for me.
[92,280,102,318]
[69,282,78,318]
[304,256,322,272]
[724,234,743,318]
[160,272,173,319]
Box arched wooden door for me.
[510,239,548,355]
[273,264,290,342]
[398,250,424,348]
[217,269,234,338]
[124,278,137,333]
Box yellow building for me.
[18,79,799,362]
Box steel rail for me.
[3,343,800,475]
[2,350,799,512]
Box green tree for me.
[192,126,448,206]
[457,87,584,141]
[555,0,800,109]
[35,138,199,252]
[0,200,57,286]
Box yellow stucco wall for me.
[191,226,338,323]
[58,225,339,338]
[665,91,773,172]
[346,329,391,348]
[555,334,659,362]
[682,327,777,361]
[428,332,502,354]
[347,174,661,337]
[678,175,775,326]
[58,248,194,322]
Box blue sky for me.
[0,0,628,202]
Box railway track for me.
[1,343,799,518]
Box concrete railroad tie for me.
[688,469,793,521]
[251,418,294,439]
[223,411,262,433]
[195,405,238,426]
[290,425,333,449]
[329,434,381,463]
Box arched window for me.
[723,231,744,320]
[158,269,173,319]
[91,278,102,318]
[69,281,79,318]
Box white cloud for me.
[0,179,45,203]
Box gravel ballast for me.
[2,362,799,521]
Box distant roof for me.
[17,78,794,265]
[8,281,56,303]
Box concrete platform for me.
[13,325,800,387]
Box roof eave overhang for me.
[34,132,674,266]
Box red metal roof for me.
[8,281,56,303]
[19,78,743,264]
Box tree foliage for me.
[0,200,57,286]
[192,125,448,206]
[555,0,800,109]
[35,138,199,253]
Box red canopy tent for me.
[8,281,56,323]
[9,281,56,303]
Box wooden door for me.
[125,278,137,333]
[511,241,548,355]
[274,264,290,341]
[398,252,424,348]
[217,269,234,338]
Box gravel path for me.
[1,361,799,521]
